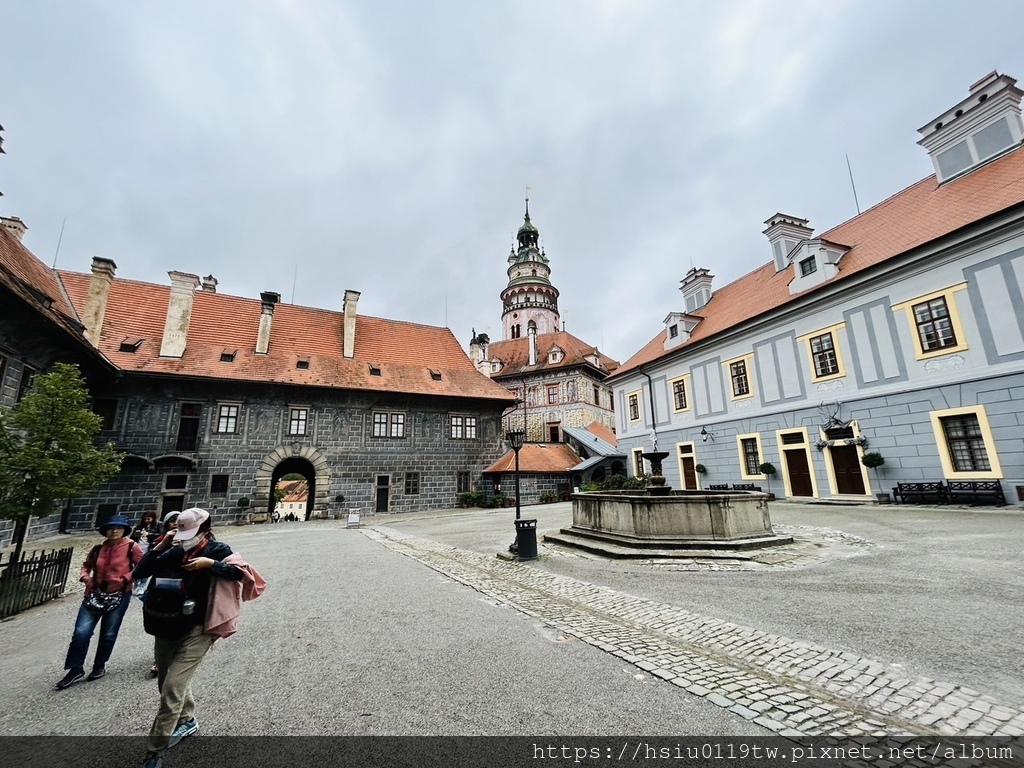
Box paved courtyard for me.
[0,500,1021,743]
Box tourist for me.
[130,510,160,555]
[143,511,181,677]
[132,508,245,768]
[55,514,143,690]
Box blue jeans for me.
[63,592,132,670]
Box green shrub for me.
[579,474,649,492]
[458,491,487,507]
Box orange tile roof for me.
[0,227,78,320]
[279,480,308,502]
[56,270,516,402]
[584,421,618,447]
[614,146,1024,377]
[487,331,619,377]
[483,442,582,474]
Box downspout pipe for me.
[640,365,658,451]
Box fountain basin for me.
[544,489,793,559]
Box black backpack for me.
[142,577,192,639]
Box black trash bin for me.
[514,518,538,561]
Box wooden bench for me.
[945,481,1006,506]
[732,483,763,492]
[892,482,948,504]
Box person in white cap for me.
[132,508,243,768]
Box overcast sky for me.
[3,1,1024,364]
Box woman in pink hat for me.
[132,508,244,768]
[55,514,144,690]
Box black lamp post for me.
[505,430,536,560]
[507,430,525,521]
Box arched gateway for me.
[254,444,331,522]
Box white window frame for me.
[216,403,240,434]
[928,406,1002,480]
[723,354,755,401]
[668,374,691,414]
[892,284,969,360]
[736,433,766,480]
[288,406,309,437]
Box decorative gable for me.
[547,345,565,364]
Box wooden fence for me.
[0,547,74,619]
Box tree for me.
[759,462,777,497]
[861,451,886,495]
[0,363,122,561]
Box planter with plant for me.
[236,497,252,525]
[758,462,777,499]
[861,451,888,503]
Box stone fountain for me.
[545,454,793,558]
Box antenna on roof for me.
[845,152,861,215]
[51,216,67,268]
[290,264,298,304]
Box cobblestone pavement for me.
[365,525,1024,742]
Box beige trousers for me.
[146,625,216,755]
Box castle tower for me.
[500,197,560,340]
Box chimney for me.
[763,214,813,272]
[0,216,27,242]
[528,323,538,366]
[82,257,117,347]
[256,291,280,355]
[469,329,490,373]
[917,72,1024,182]
[159,271,200,358]
[201,275,219,292]
[343,290,360,359]
[679,267,714,313]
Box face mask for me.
[179,535,202,551]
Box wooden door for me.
[784,449,814,497]
[375,475,390,513]
[681,456,697,490]
[831,445,866,495]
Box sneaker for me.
[87,665,106,681]
[168,717,198,748]
[142,755,162,768]
[55,668,85,690]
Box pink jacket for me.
[204,552,267,639]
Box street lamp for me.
[505,430,536,561]
[506,430,525,521]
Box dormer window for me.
[788,240,849,296]
[220,350,237,363]
[663,312,701,351]
[296,358,310,370]
[429,369,442,381]
[369,364,382,376]
[119,338,143,353]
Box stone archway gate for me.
[253,444,332,518]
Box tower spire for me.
[500,195,560,341]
